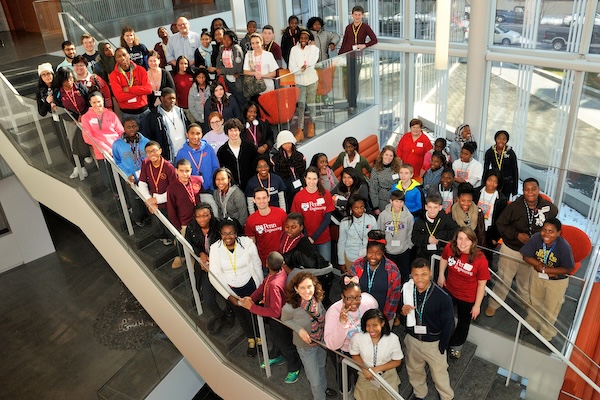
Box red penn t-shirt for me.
[291,189,335,244]
[441,242,490,303]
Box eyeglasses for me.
[146,148,160,154]
[343,295,362,302]
[210,120,223,125]
[256,165,269,169]
[220,231,236,237]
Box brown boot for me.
[306,122,315,138]
[295,128,304,142]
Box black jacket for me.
[412,210,458,259]
[241,119,274,152]
[217,140,258,191]
[144,106,191,161]
[283,237,329,270]
[473,187,508,245]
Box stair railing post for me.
[257,315,271,378]
[342,356,349,400]
[183,246,203,316]
[111,161,134,236]
[507,321,522,386]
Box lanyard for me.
[289,28,297,46]
[204,232,209,253]
[426,218,441,237]
[247,124,258,146]
[493,146,505,170]
[542,242,557,265]
[63,88,81,114]
[413,283,432,325]
[150,158,165,193]
[351,216,366,247]
[366,264,378,293]
[188,150,204,173]
[216,102,223,115]
[258,173,271,192]
[372,342,379,367]
[391,208,402,236]
[265,41,273,52]
[97,111,105,131]
[182,179,197,206]
[261,274,271,304]
[281,234,301,253]
[130,141,141,167]
[352,23,362,45]
[226,243,237,274]
[524,200,537,236]
[119,66,134,87]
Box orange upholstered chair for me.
[277,69,296,87]
[560,225,592,275]
[316,67,334,96]
[257,87,300,128]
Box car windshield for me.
[496,25,509,33]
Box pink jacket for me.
[81,109,123,159]
[324,292,378,352]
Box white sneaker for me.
[69,167,79,179]
[81,167,88,178]
[84,157,94,164]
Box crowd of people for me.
[34,10,576,400]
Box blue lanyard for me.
[542,242,557,265]
[413,284,431,324]
[366,264,379,293]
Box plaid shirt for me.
[350,257,402,322]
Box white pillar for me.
[463,0,492,145]
[266,1,286,43]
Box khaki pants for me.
[488,243,531,310]
[404,335,454,400]
[526,274,569,340]
[354,368,400,400]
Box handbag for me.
[242,51,267,98]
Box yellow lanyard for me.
[352,23,362,45]
[226,244,237,275]
[426,219,441,237]
[391,208,402,236]
[493,147,505,170]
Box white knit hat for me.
[275,130,297,149]
[38,63,54,76]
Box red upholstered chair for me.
[561,225,592,275]
[540,193,553,203]
[257,87,300,129]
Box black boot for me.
[207,315,225,335]
[224,310,235,329]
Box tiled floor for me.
[0,207,137,399]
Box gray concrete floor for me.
[0,208,137,399]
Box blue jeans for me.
[297,346,327,400]
[315,241,331,263]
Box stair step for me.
[156,261,188,291]
[453,356,499,400]
[448,341,478,386]
[18,134,60,156]
[125,224,156,250]
[485,374,524,400]
[139,239,178,269]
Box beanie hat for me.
[38,63,54,76]
[275,130,297,149]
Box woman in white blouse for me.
[243,33,279,95]
[209,218,264,356]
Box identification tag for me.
[391,240,401,247]
[427,243,437,251]
[292,179,302,189]
[316,198,325,205]
[416,142,424,148]
[89,118,98,124]
[414,325,427,334]
[127,97,138,103]
[154,90,161,96]
[538,272,549,280]
[392,173,399,180]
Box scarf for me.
[300,297,324,343]
[96,41,116,78]
[454,123,471,143]
[451,203,479,231]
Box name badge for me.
[352,44,359,50]
[358,248,367,257]
[391,240,401,247]
[414,325,427,334]
[292,179,302,189]
[392,173,399,180]
[127,97,138,103]
[316,198,325,205]
[538,272,549,280]
[427,243,437,251]
[165,65,173,72]
[154,90,161,96]
[134,170,141,180]
[89,118,98,124]
[416,142,424,148]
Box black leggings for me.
[449,293,474,348]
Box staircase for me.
[0,55,63,99]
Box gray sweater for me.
[281,301,326,350]
[213,185,248,226]
[369,166,400,211]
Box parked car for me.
[562,12,600,26]
[464,24,521,45]
[496,6,525,23]
[494,25,522,45]
[543,25,600,52]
